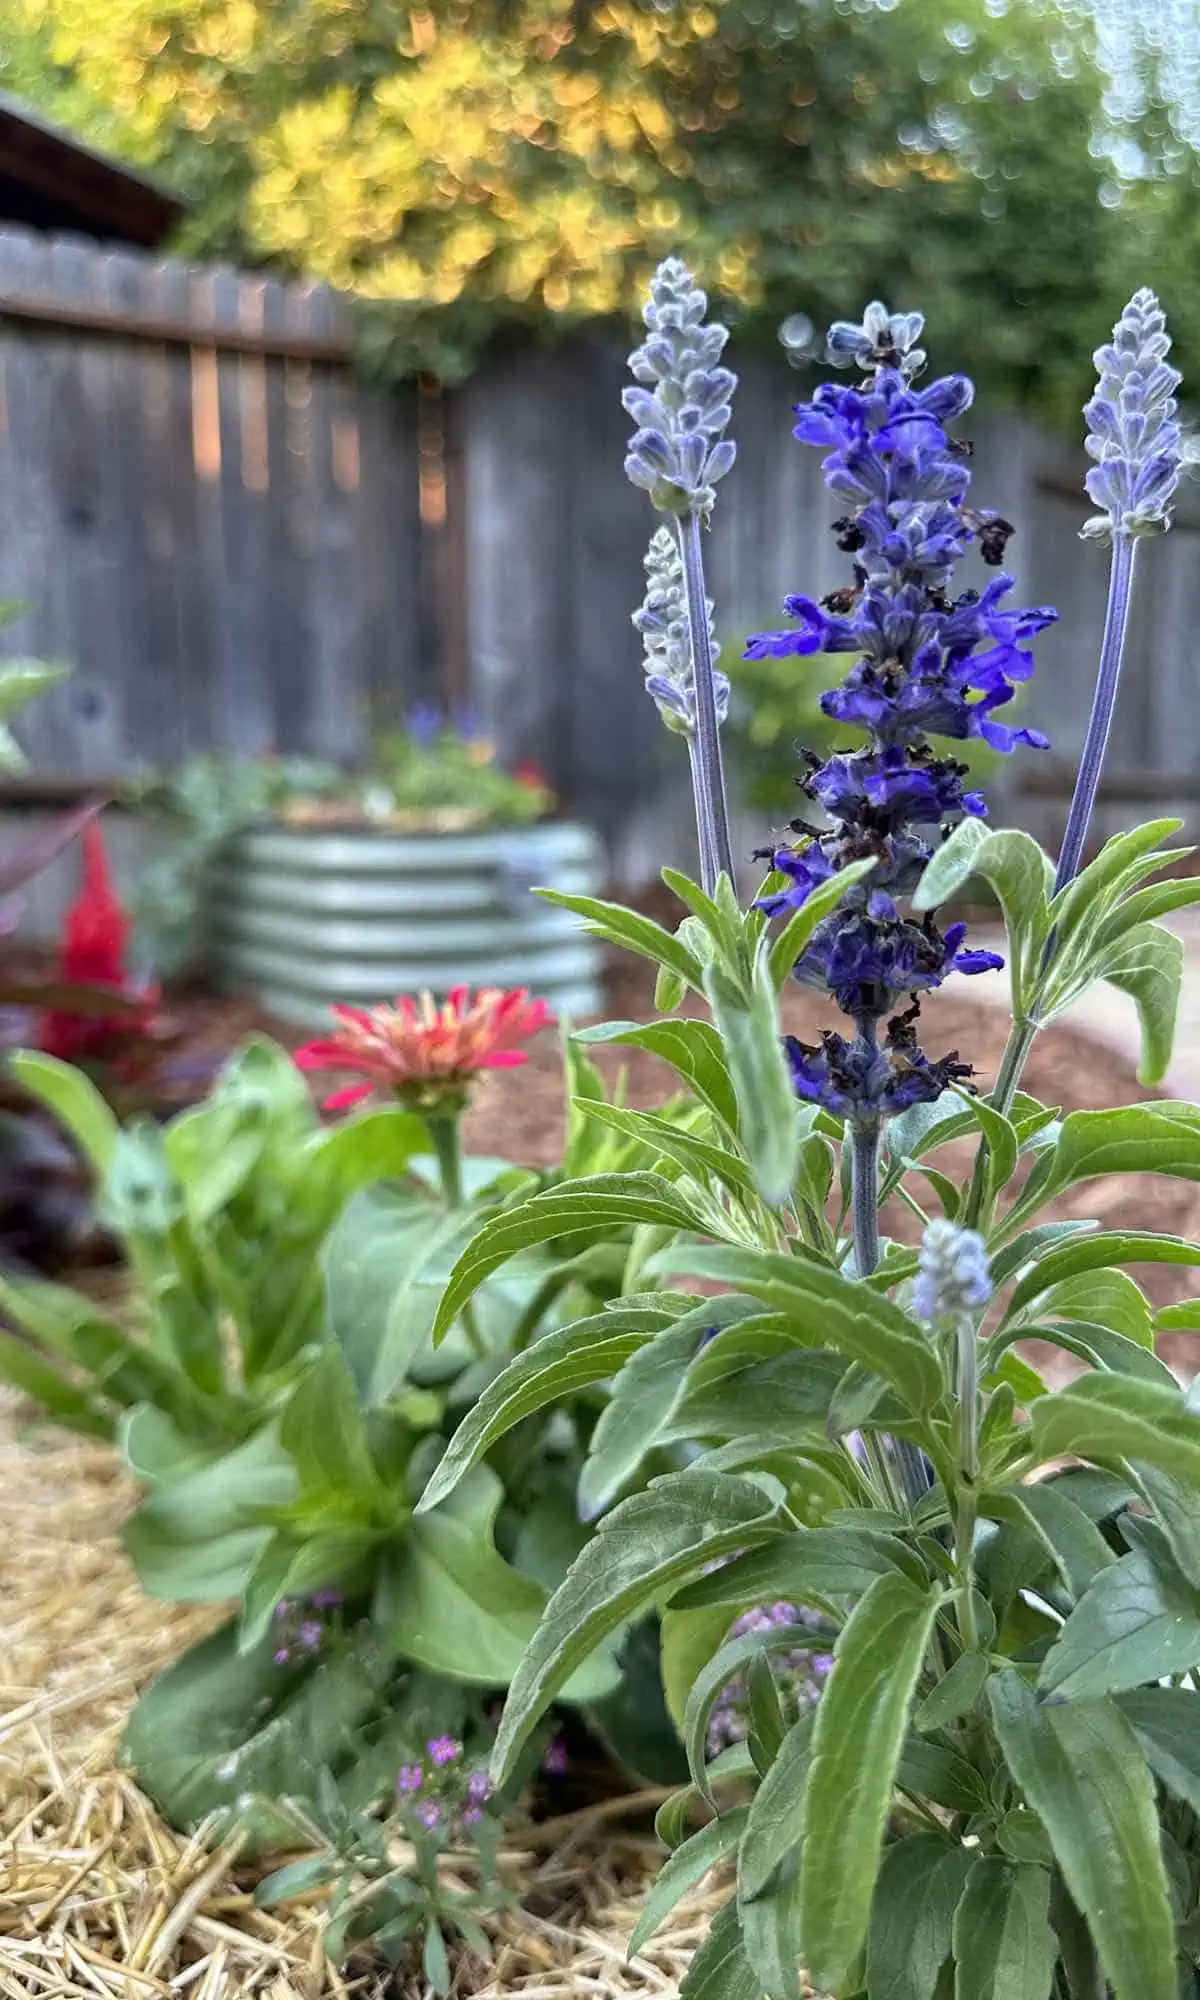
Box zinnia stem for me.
[678,512,734,892]
[427,1112,488,1360]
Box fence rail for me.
[0,225,1197,939]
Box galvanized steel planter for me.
[209,821,605,1029]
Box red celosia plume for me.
[39,822,158,1064]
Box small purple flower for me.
[415,1798,442,1831]
[466,1770,492,1804]
[427,1735,461,1768]
[785,1025,973,1121]
[273,1600,291,1622]
[295,1620,322,1653]
[308,1588,343,1610]
[273,1645,290,1666]
[397,1764,424,1794]
[543,1736,569,1778]
[461,1806,484,1828]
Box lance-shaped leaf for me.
[951,1857,1057,2000]
[799,1571,942,1990]
[430,1173,710,1342]
[491,1469,785,1785]
[987,1671,1175,2000]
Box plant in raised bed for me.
[416,269,1200,1998]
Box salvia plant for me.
[414,271,1200,1999]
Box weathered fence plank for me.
[2,233,1198,949]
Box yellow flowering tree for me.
[6,0,1173,412]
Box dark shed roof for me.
[0,94,184,247]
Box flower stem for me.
[850,1118,881,1278]
[964,537,1139,1226]
[851,1115,930,1506]
[678,511,734,893]
[953,1311,981,1651]
[1053,533,1138,897]
[427,1112,488,1360]
[686,731,718,894]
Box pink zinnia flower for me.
[294,986,554,1112]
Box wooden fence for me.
[1,224,1198,935]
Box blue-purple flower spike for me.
[624,258,737,889]
[749,301,1056,1131]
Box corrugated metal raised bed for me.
[209,820,605,1028]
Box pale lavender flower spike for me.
[623,258,737,518]
[1082,287,1182,541]
[912,1218,993,1323]
[633,526,730,738]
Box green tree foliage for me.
[3,0,1190,415]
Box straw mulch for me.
[0,1387,733,2000]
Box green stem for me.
[962,1017,1038,1232]
[427,1113,488,1361]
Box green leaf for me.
[766,856,876,990]
[914,827,1052,1011]
[323,1181,445,1402]
[1117,1686,1200,1815]
[1038,1546,1200,1700]
[0,1327,111,1437]
[800,1571,942,1991]
[1096,922,1183,1087]
[704,944,799,1207]
[671,1524,920,1614]
[8,1049,120,1176]
[431,1174,708,1343]
[910,815,990,913]
[0,1271,219,1435]
[535,888,703,990]
[678,1900,761,2000]
[491,1470,784,1785]
[914,1653,991,1736]
[865,1834,975,2000]
[1131,1461,1200,1587]
[574,1020,739,1132]
[665,1347,849,1448]
[280,1346,390,1514]
[381,1467,620,1696]
[648,1242,943,1411]
[416,1305,676,1513]
[739,1852,804,2000]
[1047,819,1183,948]
[958,1088,1019,1202]
[254,1856,339,1905]
[994,1483,1115,1599]
[660,1604,741,1739]
[1029,1374,1200,1485]
[122,1423,297,1601]
[1003,1232,1200,1314]
[987,1671,1176,2000]
[738,1710,815,1900]
[121,1617,396,1837]
[1009,1103,1200,1226]
[628,1809,749,1958]
[987,1222,1099,1289]
[1034,1268,1152,1346]
[577,1099,756,1200]
[577,1307,714,1519]
[951,1858,1056,2000]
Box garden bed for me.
[0,1371,733,1999]
[3,976,1197,1998]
